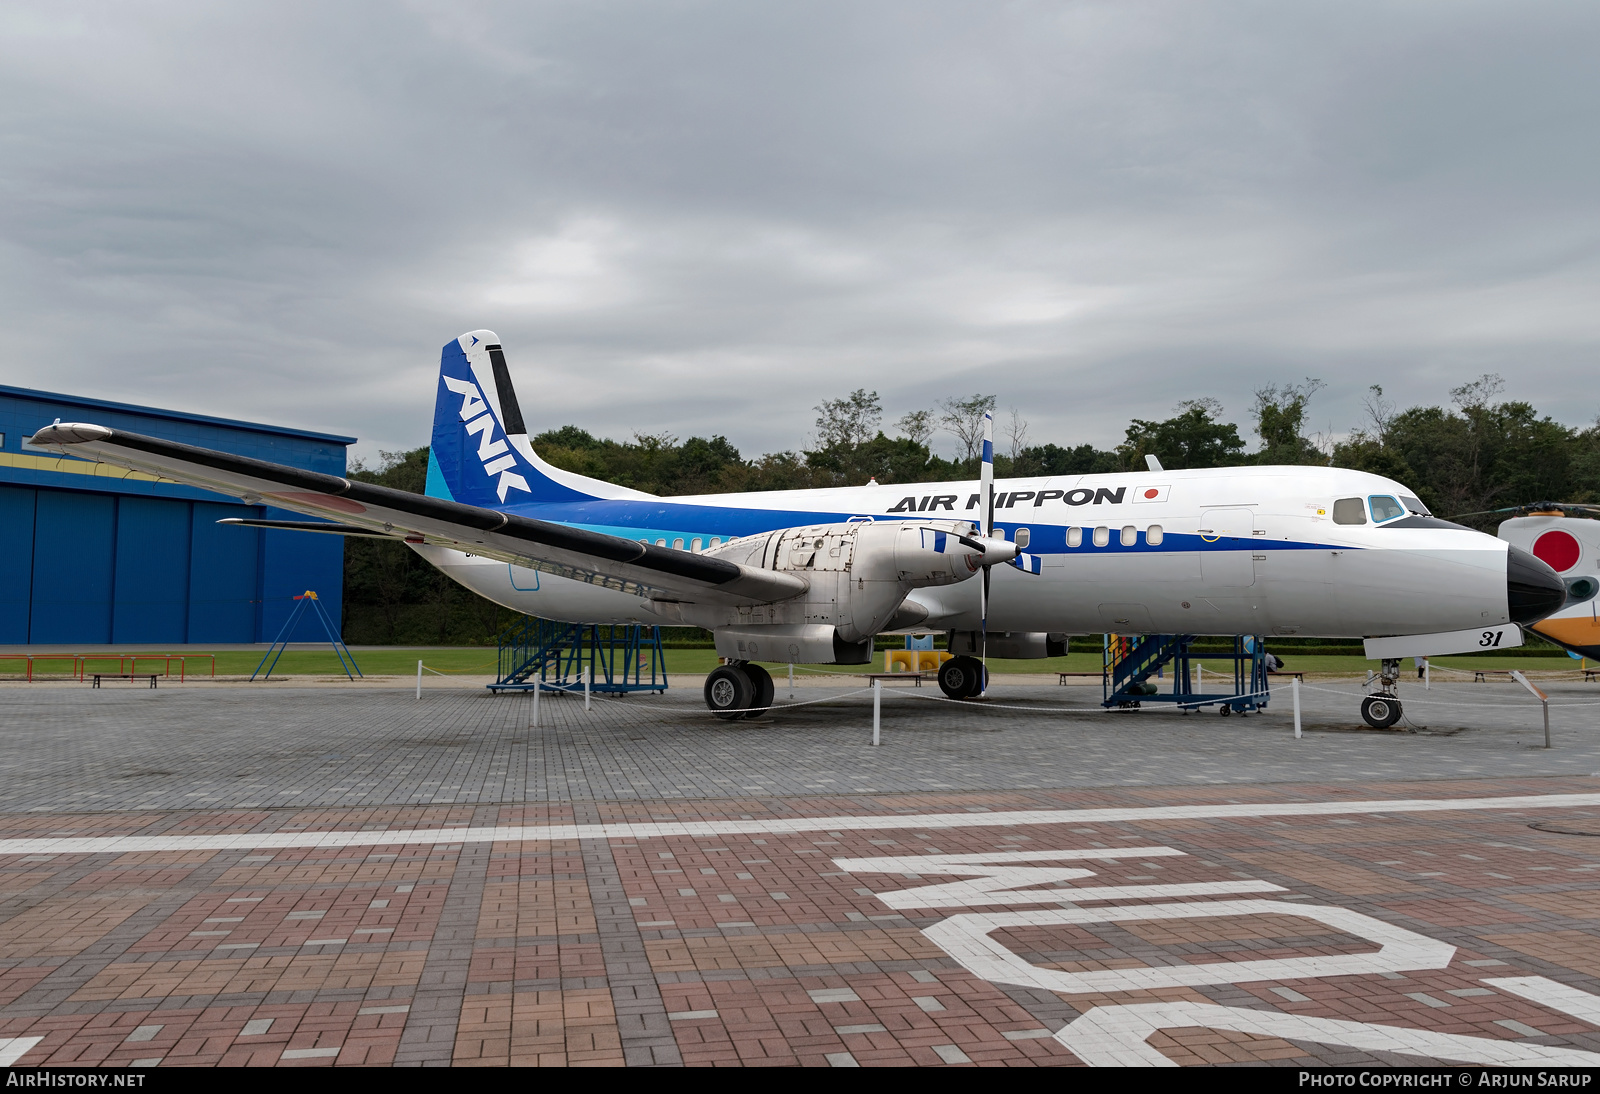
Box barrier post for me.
[416,660,422,700]
[1424,658,1430,690]
[532,677,540,728]
[1510,670,1552,749]
[872,678,881,747]
[1292,676,1302,739]
[788,663,794,699]
[585,667,592,712]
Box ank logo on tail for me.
[441,374,529,502]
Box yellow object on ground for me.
[884,649,953,672]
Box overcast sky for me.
[3,1,1597,464]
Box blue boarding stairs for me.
[1103,633,1269,715]
[490,617,668,695]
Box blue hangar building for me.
[0,385,355,645]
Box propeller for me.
[1449,502,1600,521]
[950,412,1040,699]
[980,411,994,696]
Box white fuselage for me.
[417,464,1513,640]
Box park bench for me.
[91,674,159,689]
[863,672,928,687]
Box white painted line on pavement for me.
[1488,976,1600,1027]
[0,1037,42,1067]
[0,791,1595,856]
[1054,1002,1600,1067]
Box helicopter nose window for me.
[1369,495,1406,523]
[1332,498,1367,525]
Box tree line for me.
[342,374,1600,643]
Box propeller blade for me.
[1008,552,1042,575]
[979,410,994,696]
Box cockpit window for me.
[1369,495,1405,523]
[1400,495,1430,516]
[1332,498,1367,525]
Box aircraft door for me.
[1199,508,1256,587]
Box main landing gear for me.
[1361,657,1404,729]
[704,661,774,720]
[937,655,987,699]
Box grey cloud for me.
[2,0,1597,463]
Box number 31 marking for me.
[1479,630,1503,647]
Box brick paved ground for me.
[1,679,1599,1066]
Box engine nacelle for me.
[689,519,985,662]
[948,631,1070,659]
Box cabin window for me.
[710,537,722,547]
[1066,527,1083,548]
[690,538,702,553]
[672,538,684,550]
[655,538,667,546]
[1147,525,1164,546]
[1120,525,1137,546]
[1369,495,1405,523]
[1332,498,1367,525]
[1014,527,1030,548]
[1092,526,1110,547]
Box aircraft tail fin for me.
[425,331,637,507]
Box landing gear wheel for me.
[742,664,774,718]
[705,665,754,721]
[1361,694,1402,729]
[938,655,987,699]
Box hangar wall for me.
[0,385,355,645]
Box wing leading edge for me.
[26,423,808,606]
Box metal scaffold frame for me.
[1103,633,1269,714]
[490,617,668,695]
[251,590,362,681]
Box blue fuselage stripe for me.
[498,498,1352,555]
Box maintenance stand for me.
[1103,633,1269,715]
[491,617,668,695]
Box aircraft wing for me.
[25,423,809,606]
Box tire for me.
[1361,694,1402,729]
[938,655,986,699]
[705,665,754,721]
[743,664,774,718]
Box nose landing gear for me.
[1361,658,1404,729]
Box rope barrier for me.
[1295,680,1600,710]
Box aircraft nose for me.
[1507,544,1566,624]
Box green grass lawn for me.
[10,647,1587,680]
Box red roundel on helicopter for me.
[1532,529,1582,573]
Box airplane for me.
[25,330,1576,728]
[1487,504,1600,660]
